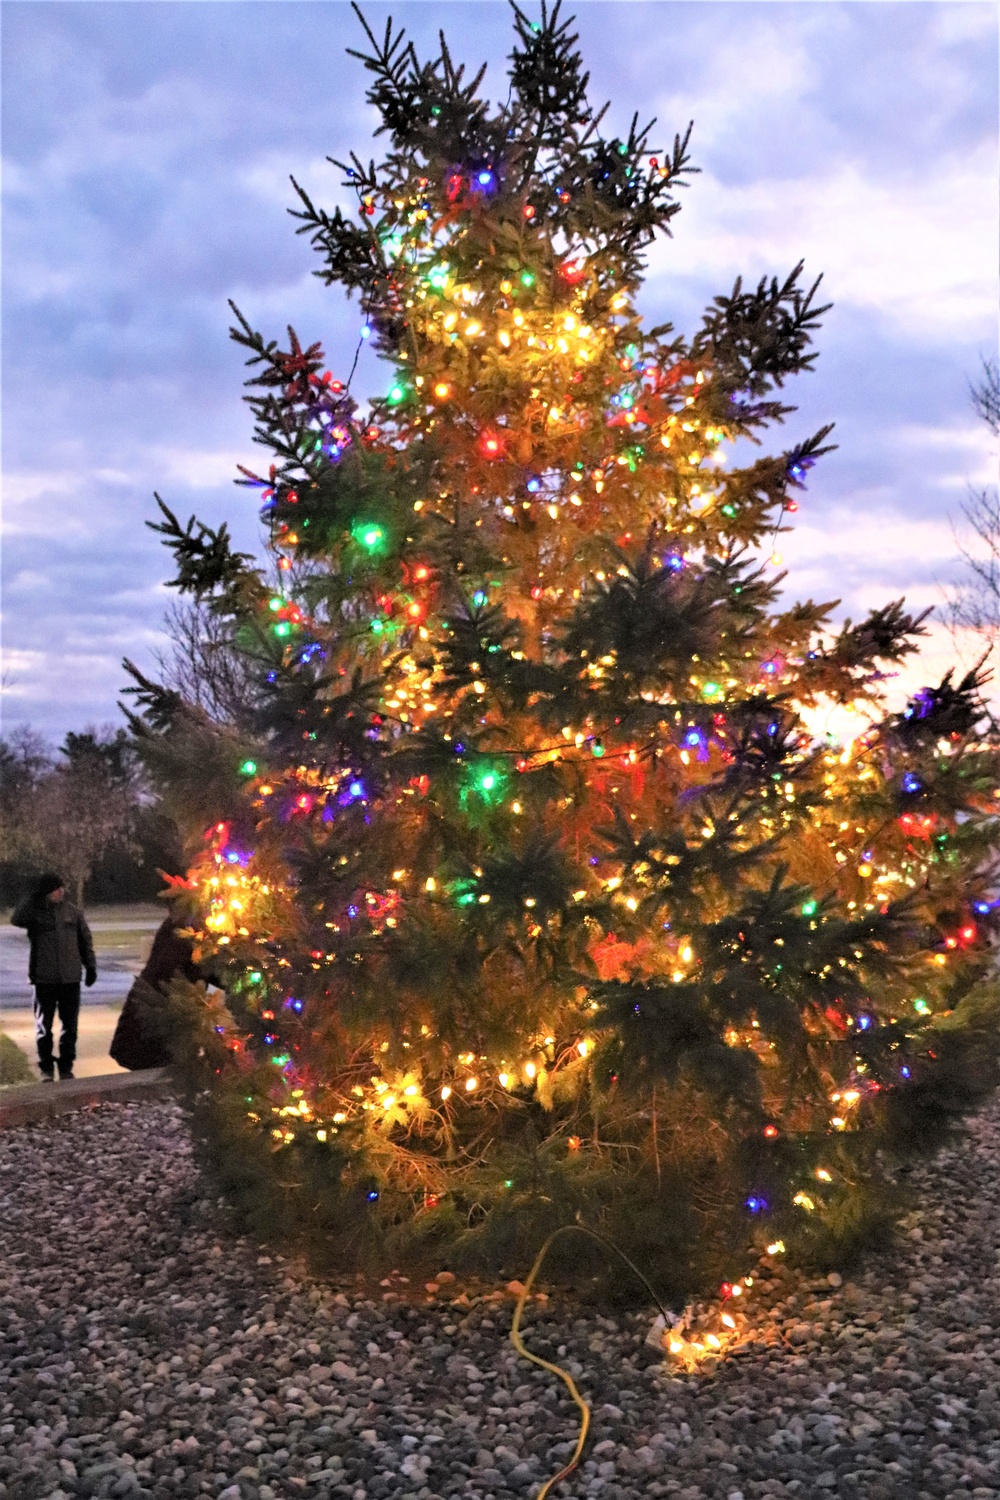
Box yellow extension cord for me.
[508,1225,674,1498]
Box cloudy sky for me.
[2,0,997,742]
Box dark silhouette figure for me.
[11,873,96,1081]
[110,915,207,1070]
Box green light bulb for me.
[240,759,258,776]
[353,521,387,553]
[801,900,817,917]
[480,772,497,792]
[387,384,405,405]
[520,271,535,288]
[274,621,291,638]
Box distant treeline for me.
[0,726,183,908]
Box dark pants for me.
[34,983,81,1077]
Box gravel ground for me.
[3,1098,1000,1500]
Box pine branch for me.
[147,496,256,600]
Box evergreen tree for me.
[128,3,1000,1300]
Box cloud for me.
[649,147,997,341]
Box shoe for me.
[57,1071,75,1082]
[40,1073,54,1084]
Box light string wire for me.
[509,1224,674,1498]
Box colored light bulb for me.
[353,522,386,552]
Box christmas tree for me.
[128,3,1000,1301]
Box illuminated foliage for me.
[131,3,1000,1298]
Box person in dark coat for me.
[110,915,207,1070]
[11,873,96,1081]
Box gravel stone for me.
[3,1098,1000,1498]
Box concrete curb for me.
[0,1068,175,1128]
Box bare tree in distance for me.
[0,727,140,905]
[947,355,1000,650]
[971,354,1000,438]
[0,727,52,867]
[153,598,266,732]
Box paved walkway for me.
[0,1007,124,1080]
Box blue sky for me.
[2,1,997,740]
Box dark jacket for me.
[11,896,96,986]
[139,917,205,990]
[110,917,208,1071]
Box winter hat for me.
[33,872,64,900]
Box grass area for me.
[0,1032,34,1087]
[79,902,164,927]
[88,905,163,971]
[0,902,163,926]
